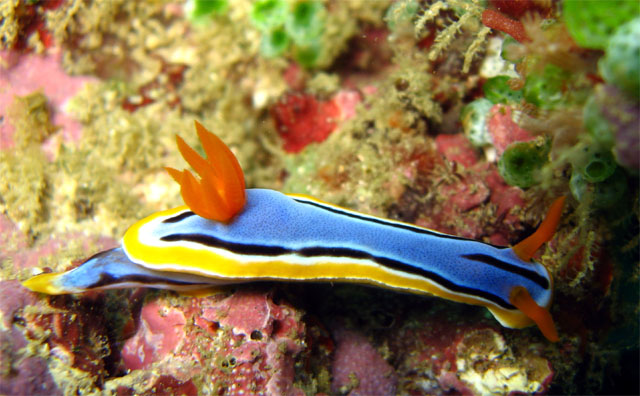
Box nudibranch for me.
[23,121,565,342]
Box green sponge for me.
[498,139,550,188]
[570,168,628,209]
[285,0,324,45]
[294,40,322,68]
[570,144,617,183]
[523,64,568,109]
[599,17,640,100]
[260,27,290,58]
[583,94,615,149]
[563,0,639,50]
[461,98,493,147]
[185,0,228,21]
[250,0,288,31]
[484,76,523,104]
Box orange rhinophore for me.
[513,196,566,262]
[165,121,246,222]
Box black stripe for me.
[163,211,196,223]
[91,273,209,289]
[461,253,549,289]
[162,233,289,255]
[292,197,505,247]
[160,233,516,309]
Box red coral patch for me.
[271,92,340,153]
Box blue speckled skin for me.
[146,189,552,310]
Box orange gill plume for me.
[166,121,246,222]
[509,286,559,342]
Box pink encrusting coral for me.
[484,167,527,245]
[6,279,305,395]
[0,49,96,149]
[331,325,397,396]
[412,133,526,242]
[201,289,275,337]
[487,104,536,156]
[435,133,479,168]
[122,300,187,370]
[119,289,306,395]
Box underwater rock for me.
[0,326,61,396]
[487,104,535,156]
[0,280,114,395]
[484,167,526,242]
[0,281,49,396]
[391,307,553,395]
[115,375,198,396]
[331,325,397,396]
[456,329,553,395]
[435,133,479,168]
[439,174,490,213]
[121,300,187,371]
[119,289,306,395]
[0,281,41,328]
[412,158,523,242]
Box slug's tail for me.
[166,121,246,222]
[22,272,68,295]
[22,247,222,295]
